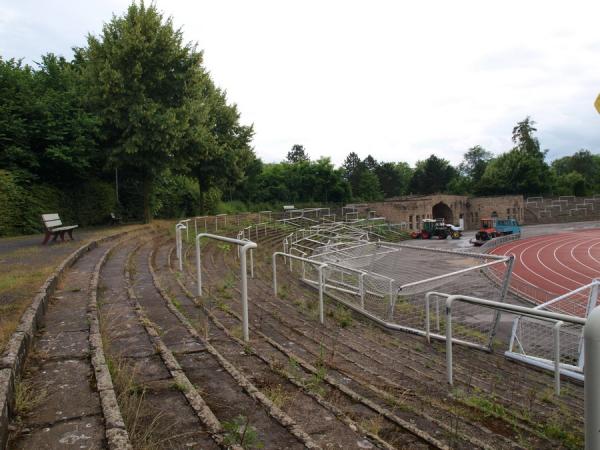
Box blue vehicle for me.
[472,217,521,246]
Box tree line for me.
[1,2,598,236]
[333,118,599,202]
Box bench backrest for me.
[42,213,63,230]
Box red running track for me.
[489,229,600,314]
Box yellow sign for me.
[595,94,600,114]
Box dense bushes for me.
[0,170,118,235]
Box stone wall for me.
[469,195,524,226]
[349,194,524,230]
[524,196,600,224]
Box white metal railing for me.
[585,306,600,448]
[215,213,227,231]
[175,222,187,271]
[273,252,327,323]
[277,243,513,352]
[505,279,600,380]
[195,233,257,341]
[479,232,521,251]
[444,294,586,395]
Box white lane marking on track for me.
[588,240,600,267]
[507,235,582,293]
[524,235,582,292]
[569,238,600,278]
[491,230,600,299]
[550,236,598,284]
[492,235,569,300]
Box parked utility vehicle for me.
[412,218,461,240]
[471,217,520,246]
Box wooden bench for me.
[110,212,122,225]
[41,213,78,245]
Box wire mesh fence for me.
[505,280,599,377]
[303,241,513,350]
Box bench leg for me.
[67,229,74,240]
[51,232,59,243]
[59,231,66,242]
[42,231,51,245]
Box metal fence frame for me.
[478,232,521,251]
[272,252,327,323]
[505,279,600,380]
[444,294,587,396]
[175,222,187,271]
[194,233,257,341]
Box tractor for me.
[471,217,520,246]
[412,218,460,240]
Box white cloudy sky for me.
[1,0,599,166]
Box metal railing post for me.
[585,306,600,449]
[175,225,181,260]
[387,280,395,320]
[250,248,254,279]
[195,235,202,296]
[175,223,187,272]
[425,292,431,343]
[446,298,454,385]
[195,235,257,340]
[318,265,325,324]
[359,273,365,309]
[272,253,278,296]
[488,255,515,350]
[580,280,600,369]
[554,321,563,396]
[239,242,256,342]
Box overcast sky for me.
[1,0,599,166]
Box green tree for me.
[363,154,379,171]
[409,154,457,194]
[0,55,100,183]
[356,169,383,201]
[0,58,37,176]
[79,1,209,222]
[458,145,493,190]
[341,151,362,195]
[551,149,600,195]
[478,117,551,196]
[375,162,413,197]
[479,149,551,196]
[554,171,587,196]
[512,116,544,158]
[191,80,254,210]
[286,144,309,163]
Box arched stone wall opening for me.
[432,202,454,224]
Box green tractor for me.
[411,219,456,240]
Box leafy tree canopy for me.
[78,1,209,221]
[409,154,457,195]
[286,144,309,163]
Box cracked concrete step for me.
[98,237,219,450]
[152,241,394,450]
[8,240,114,449]
[129,238,308,449]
